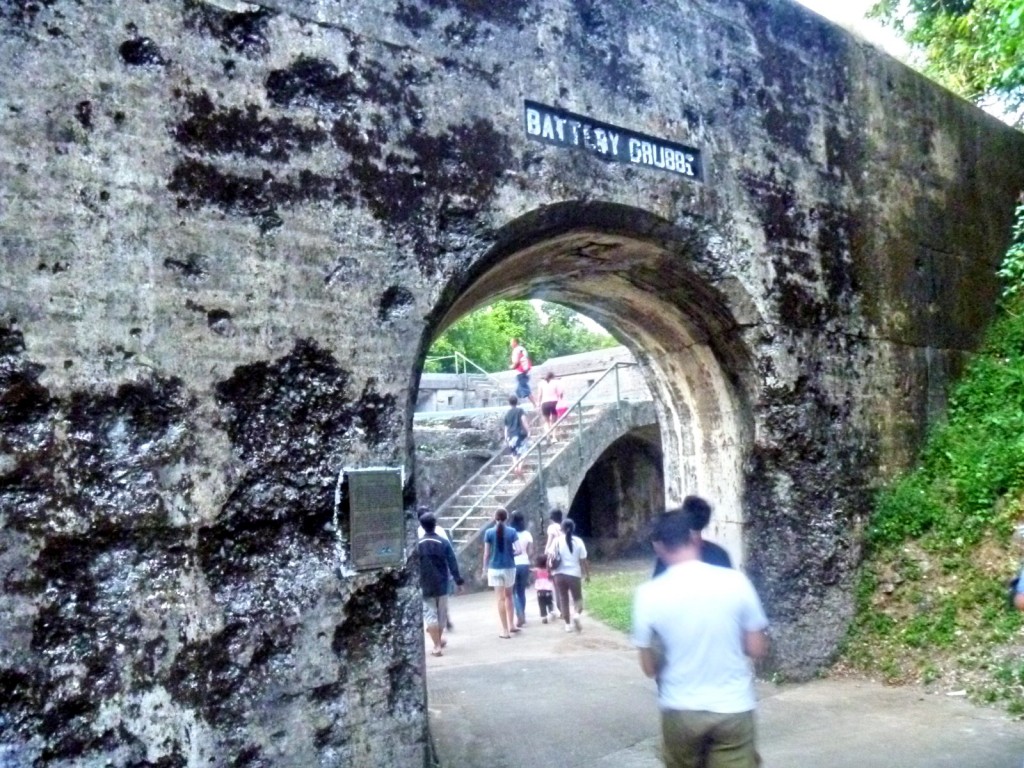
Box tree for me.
[531,302,618,363]
[871,0,1024,125]
[425,300,617,373]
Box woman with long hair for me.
[481,507,520,638]
[510,510,534,628]
[547,518,590,633]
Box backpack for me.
[546,536,562,571]
[1008,575,1021,610]
[513,345,531,373]
[546,548,561,571]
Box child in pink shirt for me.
[532,554,556,623]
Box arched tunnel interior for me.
[567,428,664,556]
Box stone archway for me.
[567,427,665,557]
[425,201,758,561]
[5,0,1024,763]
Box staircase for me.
[436,401,610,550]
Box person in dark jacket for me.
[652,495,732,577]
[418,512,464,656]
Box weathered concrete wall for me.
[414,414,500,508]
[2,0,1024,763]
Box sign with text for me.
[348,468,404,570]
[523,100,702,181]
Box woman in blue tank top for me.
[481,507,520,639]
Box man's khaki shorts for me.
[422,595,449,628]
[660,708,757,768]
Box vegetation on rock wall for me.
[872,0,1024,125]
[426,300,617,373]
[842,205,1024,713]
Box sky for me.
[795,0,876,26]
[793,0,909,58]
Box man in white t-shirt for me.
[545,509,563,546]
[632,508,769,768]
[417,517,450,542]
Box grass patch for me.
[586,567,648,632]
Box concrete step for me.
[443,489,528,513]
[456,483,517,493]
[440,516,492,526]
[435,408,610,531]
[458,492,513,502]
[445,506,510,517]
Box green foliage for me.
[900,600,958,648]
[869,475,945,546]
[871,0,1024,124]
[869,342,1024,545]
[533,303,617,361]
[867,207,1024,550]
[425,300,617,373]
[845,204,1024,712]
[425,301,533,373]
[996,205,1024,300]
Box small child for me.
[532,554,556,623]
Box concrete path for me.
[426,588,1024,768]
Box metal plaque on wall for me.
[347,468,404,570]
[523,100,703,181]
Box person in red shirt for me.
[509,338,537,408]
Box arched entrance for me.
[421,201,757,561]
[568,427,664,557]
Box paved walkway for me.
[426,589,1024,768]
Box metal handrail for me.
[423,350,508,393]
[545,361,637,460]
[439,361,639,539]
[431,436,516,519]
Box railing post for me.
[536,440,545,507]
[576,402,583,460]
[615,363,622,419]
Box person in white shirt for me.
[417,518,449,542]
[538,371,564,436]
[632,507,769,768]
[547,518,590,633]
[510,510,534,627]
[544,509,564,618]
